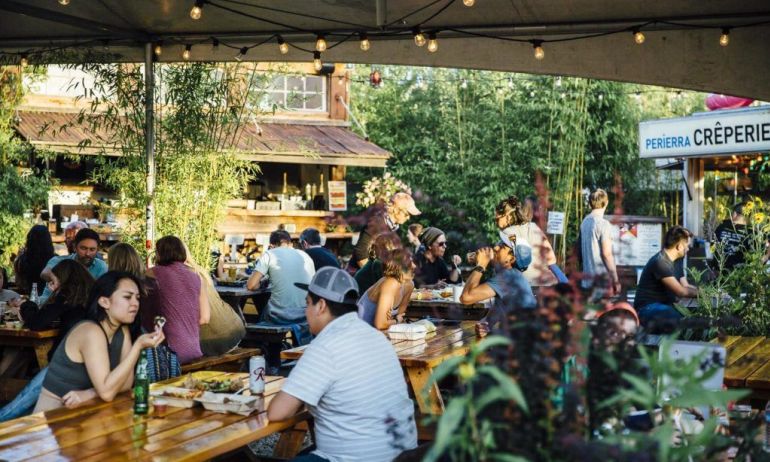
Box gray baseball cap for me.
[295,267,360,304]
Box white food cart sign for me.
[546,211,565,235]
[611,222,662,267]
[639,106,770,159]
[328,181,347,211]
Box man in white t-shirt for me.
[268,267,417,462]
[247,230,315,324]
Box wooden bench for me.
[181,347,260,374]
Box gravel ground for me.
[247,432,312,458]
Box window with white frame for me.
[266,75,326,112]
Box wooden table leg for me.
[273,420,310,458]
[407,366,444,415]
[33,341,53,368]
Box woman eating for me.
[34,272,164,412]
[357,248,414,330]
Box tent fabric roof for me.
[14,110,390,167]
[1,1,769,100]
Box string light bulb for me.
[313,51,323,72]
[235,46,248,62]
[58,0,70,5]
[633,28,645,44]
[20,55,28,67]
[182,44,192,60]
[315,35,327,52]
[154,42,163,56]
[359,33,371,51]
[532,40,545,60]
[427,33,438,52]
[190,0,203,20]
[413,28,426,47]
[212,38,219,50]
[719,28,730,47]
[277,36,289,54]
[463,0,475,5]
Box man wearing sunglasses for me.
[413,227,461,289]
[349,192,421,273]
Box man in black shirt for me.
[714,202,751,272]
[634,226,698,328]
[299,228,339,271]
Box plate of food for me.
[195,391,262,416]
[410,289,435,301]
[180,374,245,393]
[150,386,203,408]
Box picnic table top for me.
[0,371,307,462]
[0,326,60,339]
[214,284,270,296]
[282,321,478,369]
[718,335,770,391]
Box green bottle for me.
[134,349,149,415]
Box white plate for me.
[150,386,201,408]
[195,391,262,415]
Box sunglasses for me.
[435,242,447,247]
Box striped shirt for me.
[282,312,417,462]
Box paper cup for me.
[452,285,463,303]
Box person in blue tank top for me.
[34,272,164,412]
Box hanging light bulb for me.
[427,33,438,52]
[20,55,28,67]
[315,35,327,52]
[58,0,70,5]
[154,42,163,56]
[633,28,645,44]
[182,44,192,60]
[212,38,219,50]
[235,46,248,62]
[463,0,475,6]
[359,33,371,51]
[313,51,323,72]
[413,28,426,47]
[190,0,203,20]
[532,40,545,60]
[277,36,289,54]
[719,28,730,47]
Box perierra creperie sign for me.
[639,106,770,159]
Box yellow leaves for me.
[458,362,476,381]
[753,212,766,224]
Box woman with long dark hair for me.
[14,224,55,296]
[357,248,415,330]
[33,271,164,412]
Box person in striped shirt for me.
[268,267,417,461]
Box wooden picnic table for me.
[0,326,59,369]
[282,321,478,415]
[215,284,269,312]
[407,299,488,321]
[718,336,770,400]
[0,371,310,461]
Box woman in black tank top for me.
[34,272,165,412]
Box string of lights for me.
[2,0,770,68]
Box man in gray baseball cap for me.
[268,267,417,461]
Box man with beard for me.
[39,228,107,305]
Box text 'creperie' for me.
[644,121,770,151]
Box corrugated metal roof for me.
[14,110,390,167]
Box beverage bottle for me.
[764,401,770,452]
[134,349,149,415]
[30,283,39,305]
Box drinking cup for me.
[153,398,168,416]
[228,267,237,281]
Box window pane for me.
[287,76,304,92]
[304,93,323,110]
[270,76,286,91]
[305,76,323,93]
[270,91,285,107]
[286,93,305,109]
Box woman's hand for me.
[62,389,97,408]
[135,328,165,350]
[451,254,462,266]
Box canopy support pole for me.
[144,43,156,256]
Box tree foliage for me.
[350,67,703,259]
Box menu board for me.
[328,181,347,211]
[610,221,663,267]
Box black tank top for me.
[43,320,126,397]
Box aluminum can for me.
[249,355,266,394]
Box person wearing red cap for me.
[349,192,421,272]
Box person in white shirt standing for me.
[579,189,621,295]
[268,267,417,462]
